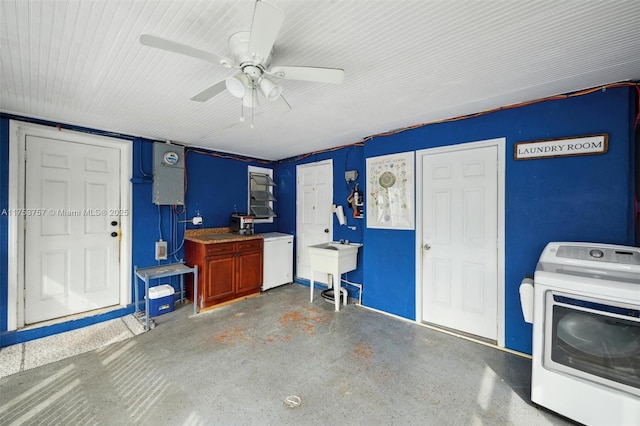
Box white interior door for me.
[296,160,333,282]
[421,145,498,340]
[24,135,122,324]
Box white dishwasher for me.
[260,233,294,290]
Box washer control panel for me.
[548,242,640,266]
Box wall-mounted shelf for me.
[250,170,277,218]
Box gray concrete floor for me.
[0,283,574,425]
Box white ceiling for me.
[1,1,639,161]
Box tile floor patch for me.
[0,315,146,378]
[0,344,23,378]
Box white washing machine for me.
[260,233,294,291]
[521,242,640,426]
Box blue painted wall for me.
[1,86,636,353]
[275,145,366,296]
[275,86,637,354]
[0,117,275,345]
[183,149,277,234]
[371,87,636,353]
[0,119,9,335]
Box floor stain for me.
[276,306,330,336]
[423,389,441,405]
[215,327,251,346]
[216,306,331,345]
[372,367,390,384]
[351,342,374,368]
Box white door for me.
[24,135,122,324]
[421,146,498,340]
[296,160,333,282]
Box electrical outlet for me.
[345,170,358,182]
[155,240,168,260]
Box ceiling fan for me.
[139,0,344,114]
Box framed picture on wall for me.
[366,151,415,230]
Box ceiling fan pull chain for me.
[138,1,343,116]
[251,90,255,128]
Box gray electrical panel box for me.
[153,143,185,205]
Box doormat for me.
[0,314,147,378]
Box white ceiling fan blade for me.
[191,80,227,102]
[140,34,232,66]
[268,66,344,84]
[248,1,285,63]
[271,95,291,113]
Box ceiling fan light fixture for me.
[242,87,258,108]
[259,77,282,101]
[226,73,249,98]
[142,1,338,119]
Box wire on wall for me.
[275,81,640,164]
[633,84,640,129]
[2,82,637,166]
[168,206,187,261]
[137,140,152,178]
[186,147,272,164]
[280,140,365,164]
[360,81,640,143]
[181,147,275,198]
[157,204,163,241]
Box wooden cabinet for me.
[185,238,263,309]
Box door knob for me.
[423,244,431,251]
[324,228,329,233]
[111,232,118,237]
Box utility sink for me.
[308,242,362,311]
[308,242,361,275]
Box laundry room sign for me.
[514,134,608,160]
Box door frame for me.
[415,138,506,347]
[7,120,132,330]
[295,159,333,281]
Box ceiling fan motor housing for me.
[229,31,272,70]
[138,1,343,109]
[242,65,263,79]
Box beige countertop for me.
[185,227,263,244]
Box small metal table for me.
[134,263,198,330]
